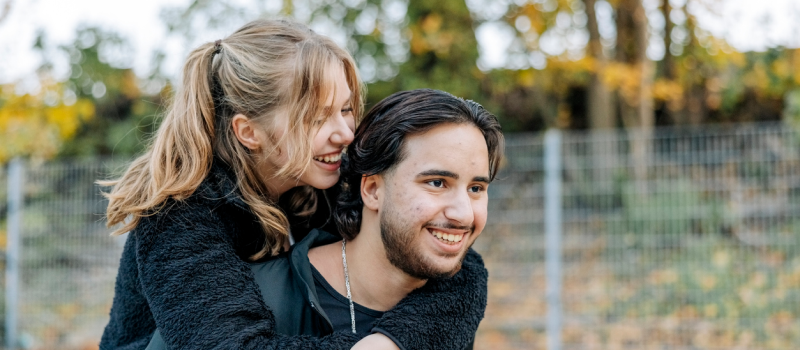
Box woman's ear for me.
[231,114,264,151]
[360,174,383,211]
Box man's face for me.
[377,122,490,279]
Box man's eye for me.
[469,185,484,193]
[427,179,444,188]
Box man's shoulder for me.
[299,228,343,250]
[249,251,292,273]
[247,228,340,294]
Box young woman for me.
[99,19,487,350]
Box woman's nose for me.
[330,114,354,146]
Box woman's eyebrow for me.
[321,92,354,115]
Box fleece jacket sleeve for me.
[101,234,158,350]
[370,248,489,350]
[133,201,362,350]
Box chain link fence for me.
[2,123,800,349]
[474,123,800,349]
[1,160,127,349]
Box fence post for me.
[6,158,24,350]
[544,130,563,350]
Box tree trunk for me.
[682,4,705,126]
[660,0,674,79]
[660,0,674,123]
[584,0,614,130]
[615,0,640,130]
[584,0,618,183]
[634,0,654,192]
[616,0,654,192]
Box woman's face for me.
[264,65,355,193]
[300,65,355,189]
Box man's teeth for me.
[314,153,342,164]
[431,230,463,243]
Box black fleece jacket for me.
[99,161,488,350]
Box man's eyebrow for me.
[417,170,491,184]
[473,176,491,184]
[417,170,459,179]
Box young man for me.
[146,89,504,350]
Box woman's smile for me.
[313,149,344,171]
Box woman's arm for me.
[369,249,488,350]
[347,252,486,350]
[134,201,361,350]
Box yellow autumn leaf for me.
[420,13,442,34]
[121,70,141,99]
[0,81,96,163]
[652,79,684,102]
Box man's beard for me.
[379,207,471,280]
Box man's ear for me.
[360,174,383,211]
[231,113,264,151]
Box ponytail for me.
[101,42,219,235]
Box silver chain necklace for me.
[341,239,356,334]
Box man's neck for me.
[308,233,426,312]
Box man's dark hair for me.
[334,88,504,240]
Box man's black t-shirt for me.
[310,265,383,336]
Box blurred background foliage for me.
[1,0,799,163]
[1,1,800,349]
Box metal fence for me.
[1,159,128,349]
[2,123,800,349]
[474,123,800,349]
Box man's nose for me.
[444,190,474,227]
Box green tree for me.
[368,0,484,102]
[54,26,166,158]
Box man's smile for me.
[427,227,468,245]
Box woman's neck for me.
[265,178,297,202]
[258,163,301,201]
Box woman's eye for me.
[342,107,353,115]
[427,179,444,188]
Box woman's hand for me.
[350,334,400,350]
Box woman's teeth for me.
[314,153,342,164]
[430,229,463,244]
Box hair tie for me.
[213,39,223,55]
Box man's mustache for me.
[424,221,474,233]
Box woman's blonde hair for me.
[101,19,364,259]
